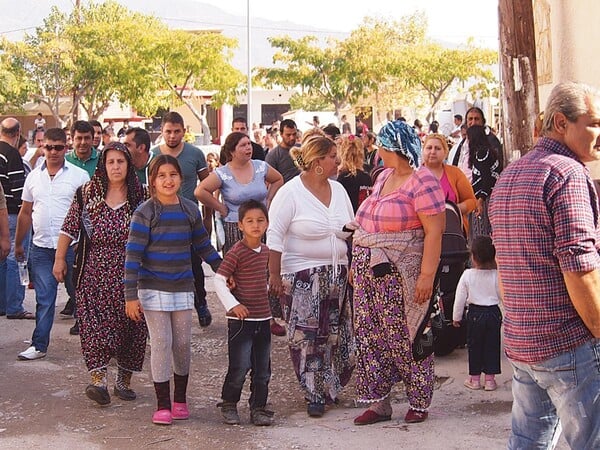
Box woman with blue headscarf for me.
[351,120,445,425]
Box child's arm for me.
[124,206,150,306]
[214,274,249,319]
[452,271,469,327]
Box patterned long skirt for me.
[280,265,355,404]
[351,246,434,410]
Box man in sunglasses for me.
[15,128,89,361]
[0,117,30,320]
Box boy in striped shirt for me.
[214,199,273,426]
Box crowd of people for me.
[0,80,598,448]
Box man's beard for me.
[166,141,180,149]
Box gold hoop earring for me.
[315,166,324,176]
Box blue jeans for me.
[0,214,30,315]
[508,339,600,450]
[30,245,74,353]
[221,319,271,409]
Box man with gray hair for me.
[0,118,31,320]
[489,81,600,449]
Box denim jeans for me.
[508,338,600,450]
[221,319,271,409]
[30,244,74,353]
[0,214,31,315]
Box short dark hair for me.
[238,199,268,223]
[322,124,340,140]
[471,235,496,265]
[162,111,184,128]
[232,117,248,127]
[279,119,297,131]
[71,120,94,136]
[454,114,463,122]
[45,127,67,143]
[88,120,102,130]
[125,127,151,152]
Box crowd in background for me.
[1,80,599,448]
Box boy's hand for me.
[227,276,236,290]
[229,304,249,319]
[452,320,461,328]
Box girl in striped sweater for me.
[124,154,221,425]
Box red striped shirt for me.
[217,241,271,319]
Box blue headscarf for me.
[376,120,422,168]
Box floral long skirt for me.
[280,264,355,404]
[351,246,434,410]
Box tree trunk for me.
[498,0,539,162]
[176,90,212,145]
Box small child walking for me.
[453,235,502,391]
[214,199,274,426]
[124,155,222,425]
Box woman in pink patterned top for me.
[351,120,445,426]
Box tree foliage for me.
[254,34,383,119]
[0,0,242,129]
[149,29,243,143]
[255,12,498,123]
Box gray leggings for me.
[144,309,192,382]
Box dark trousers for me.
[466,304,502,375]
[221,319,271,409]
[191,247,207,313]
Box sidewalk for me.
[0,272,567,449]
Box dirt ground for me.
[0,270,568,450]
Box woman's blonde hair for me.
[290,134,335,171]
[422,133,450,158]
[337,135,364,176]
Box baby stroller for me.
[434,201,470,356]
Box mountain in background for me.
[0,0,346,70]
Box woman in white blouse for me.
[267,133,356,418]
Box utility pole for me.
[498,0,539,163]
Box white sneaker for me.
[18,346,46,361]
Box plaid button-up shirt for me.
[489,137,600,363]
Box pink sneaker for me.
[484,379,498,391]
[152,409,172,425]
[172,402,189,420]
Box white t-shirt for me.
[453,268,501,322]
[34,117,46,129]
[267,176,354,274]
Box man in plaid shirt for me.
[490,82,600,449]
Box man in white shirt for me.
[15,128,90,361]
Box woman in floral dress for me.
[54,142,148,406]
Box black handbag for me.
[412,291,443,362]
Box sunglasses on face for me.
[44,144,66,151]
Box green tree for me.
[67,1,166,120]
[149,29,243,143]
[393,39,498,122]
[254,33,388,120]
[0,51,30,114]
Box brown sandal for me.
[6,310,35,320]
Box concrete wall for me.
[535,0,600,106]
